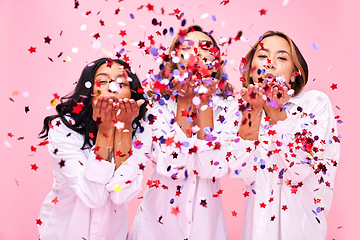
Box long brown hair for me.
[241,31,308,96]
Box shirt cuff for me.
[85,151,115,184]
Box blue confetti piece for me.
[169,27,174,36]
[312,43,318,50]
[212,15,216,21]
[186,116,193,123]
[182,141,190,148]
[159,98,165,106]
[150,47,158,56]
[170,198,174,204]
[278,168,284,179]
[167,165,171,171]
[173,69,180,76]
[163,28,168,36]
[221,73,228,80]
[181,19,186,27]
[259,35,263,41]
[235,169,241,175]
[316,207,322,213]
[159,136,166,144]
[170,118,175,124]
[204,127,212,134]
[130,13,135,19]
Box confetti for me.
[113,184,123,192]
[259,9,267,15]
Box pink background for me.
[1,0,357,239]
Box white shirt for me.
[38,116,149,240]
[127,95,240,240]
[228,90,340,240]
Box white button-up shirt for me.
[127,95,240,240]
[38,116,150,240]
[228,90,340,240]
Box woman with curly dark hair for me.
[38,57,149,240]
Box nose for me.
[265,62,276,70]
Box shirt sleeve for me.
[106,120,152,204]
[194,99,241,179]
[149,105,197,180]
[47,118,115,208]
[258,91,340,213]
[227,137,258,185]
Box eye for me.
[99,80,109,84]
[181,46,191,51]
[258,55,267,59]
[278,57,287,61]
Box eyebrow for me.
[257,48,290,55]
[95,73,127,78]
[184,39,212,43]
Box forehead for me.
[95,62,128,76]
[258,35,291,52]
[184,31,213,43]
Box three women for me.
[38,28,340,240]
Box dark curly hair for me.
[39,57,148,149]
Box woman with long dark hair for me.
[228,31,340,239]
[38,57,149,239]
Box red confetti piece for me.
[259,8,267,15]
[28,46,36,53]
[31,164,38,171]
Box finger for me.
[129,99,137,112]
[123,98,132,112]
[136,99,145,108]
[92,96,102,119]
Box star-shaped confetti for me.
[28,46,36,53]
[171,206,180,215]
[31,164,38,171]
[44,36,52,44]
[330,83,337,90]
[259,8,267,15]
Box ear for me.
[290,72,296,83]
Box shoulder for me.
[290,90,331,111]
[48,116,84,144]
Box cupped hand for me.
[114,98,145,128]
[240,84,266,111]
[92,96,117,131]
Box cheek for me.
[116,87,132,99]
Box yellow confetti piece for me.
[50,99,57,106]
[113,184,122,192]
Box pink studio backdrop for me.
[1,0,357,239]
